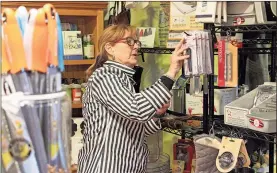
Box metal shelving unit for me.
[214,120,276,144]
[243,39,274,44]
[162,127,182,136]
[214,23,277,33]
[238,48,272,54]
[139,23,276,172]
[139,48,174,62]
[210,23,276,173]
[140,47,174,54]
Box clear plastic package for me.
[2,91,71,173]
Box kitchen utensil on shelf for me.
[168,75,188,115]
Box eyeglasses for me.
[115,37,142,48]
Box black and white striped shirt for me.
[78,60,173,173]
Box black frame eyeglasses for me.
[115,37,142,48]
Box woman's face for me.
[107,30,141,68]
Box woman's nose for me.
[133,42,139,49]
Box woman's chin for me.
[131,56,138,64]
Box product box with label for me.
[224,82,276,129]
[186,88,237,116]
[246,96,276,133]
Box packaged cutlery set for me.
[182,31,213,95]
[1,4,72,173]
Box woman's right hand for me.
[165,38,189,79]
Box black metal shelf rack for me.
[162,127,182,136]
[214,23,277,33]
[140,47,174,54]
[210,23,276,173]
[214,120,276,144]
[139,23,276,172]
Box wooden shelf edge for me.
[64,59,95,65]
[72,103,82,109]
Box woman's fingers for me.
[176,55,190,61]
[156,103,170,115]
[175,46,187,56]
[174,38,185,53]
[156,108,166,115]
[163,102,170,107]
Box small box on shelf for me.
[72,102,82,109]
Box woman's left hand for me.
[156,103,170,115]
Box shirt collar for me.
[104,60,136,78]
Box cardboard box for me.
[224,82,276,128]
[247,96,276,133]
[186,88,237,115]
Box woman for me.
[78,24,189,173]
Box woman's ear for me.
[104,43,114,56]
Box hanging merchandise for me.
[216,137,243,172]
[182,30,213,95]
[217,37,238,87]
[193,125,253,173]
[183,31,213,77]
[107,2,130,26]
[193,134,221,173]
[1,3,71,173]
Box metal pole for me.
[270,31,276,82]
[203,74,209,133]
[208,24,215,129]
[269,31,276,173]
[203,24,214,133]
[269,140,274,173]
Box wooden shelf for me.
[72,103,82,109]
[64,59,95,65]
[2,2,107,57]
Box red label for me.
[218,40,225,87]
[249,118,264,128]
[233,17,245,26]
